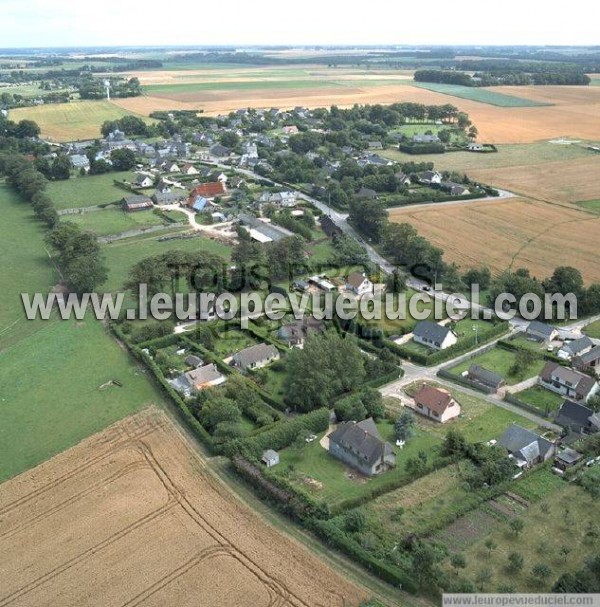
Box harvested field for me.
[389,197,600,283]
[0,408,366,607]
[468,156,600,204]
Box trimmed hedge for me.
[223,408,330,459]
[310,519,417,592]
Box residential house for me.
[231,343,280,372]
[498,424,555,469]
[133,173,153,189]
[163,161,180,173]
[356,187,378,200]
[258,191,297,207]
[277,317,326,347]
[209,144,231,158]
[282,125,299,135]
[554,400,598,435]
[262,449,280,468]
[368,141,384,150]
[412,385,461,423]
[419,170,442,185]
[185,355,204,368]
[467,364,506,391]
[413,134,440,144]
[69,154,90,171]
[328,418,396,476]
[395,171,411,186]
[558,336,594,361]
[182,163,199,175]
[346,272,373,296]
[413,321,458,350]
[526,321,558,343]
[539,362,598,403]
[439,181,470,196]
[121,195,153,212]
[171,363,226,397]
[573,346,600,376]
[189,195,208,212]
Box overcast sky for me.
[1,0,597,48]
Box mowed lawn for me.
[9,100,148,141]
[101,230,232,291]
[583,319,600,339]
[0,319,168,483]
[67,207,171,236]
[450,347,546,385]
[514,385,565,414]
[0,183,58,349]
[46,172,135,210]
[411,82,549,107]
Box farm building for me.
[121,195,153,212]
[188,181,227,201]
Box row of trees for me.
[415,68,590,87]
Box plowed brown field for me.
[0,409,367,607]
[388,197,600,283]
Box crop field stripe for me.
[411,81,551,107]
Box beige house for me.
[412,385,461,423]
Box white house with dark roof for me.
[413,321,457,350]
[328,418,395,476]
[171,363,226,397]
[539,362,598,403]
[498,424,555,469]
[345,272,373,296]
[526,321,558,343]
[231,343,280,372]
[557,336,594,361]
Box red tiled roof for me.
[190,181,226,198]
[414,385,453,415]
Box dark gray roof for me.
[413,320,452,343]
[527,320,556,339]
[185,355,204,368]
[555,448,583,465]
[356,187,377,199]
[540,362,596,396]
[561,336,594,357]
[329,418,392,467]
[233,343,279,368]
[151,191,184,204]
[498,424,554,464]
[555,399,594,430]
[575,345,600,365]
[468,364,505,388]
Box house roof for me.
[329,418,393,467]
[527,320,556,339]
[574,345,600,365]
[262,449,279,461]
[468,364,505,388]
[540,362,596,395]
[413,385,455,415]
[122,195,152,209]
[555,399,594,429]
[561,336,594,357]
[185,355,203,368]
[347,272,369,290]
[356,187,377,199]
[184,363,223,387]
[190,182,226,199]
[233,343,279,368]
[151,191,183,204]
[413,320,453,344]
[555,448,583,465]
[498,424,554,463]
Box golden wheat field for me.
[388,197,600,283]
[0,408,366,607]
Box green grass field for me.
[411,82,550,107]
[514,385,564,414]
[67,207,170,236]
[0,183,58,349]
[101,229,232,291]
[583,319,600,339]
[576,199,600,212]
[144,79,342,95]
[274,422,441,505]
[450,347,546,385]
[46,172,134,210]
[0,319,167,482]
[10,100,149,141]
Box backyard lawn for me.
[273,422,442,506]
[449,346,546,384]
[67,207,171,236]
[513,385,564,414]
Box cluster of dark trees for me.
[100,115,151,137]
[415,68,591,87]
[0,113,41,139]
[78,76,142,99]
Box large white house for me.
[413,321,457,350]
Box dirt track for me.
[0,408,367,607]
